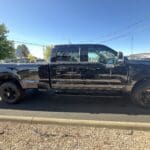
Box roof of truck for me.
[54,44,110,47]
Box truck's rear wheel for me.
[131,81,150,108]
[0,82,23,104]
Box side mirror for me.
[117,52,124,64]
[118,52,123,59]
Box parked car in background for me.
[36,59,46,64]
[1,58,46,64]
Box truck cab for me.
[49,44,128,92]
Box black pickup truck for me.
[0,44,150,107]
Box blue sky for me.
[0,0,150,58]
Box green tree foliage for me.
[16,44,30,58]
[0,24,15,60]
[28,54,37,63]
[44,46,52,62]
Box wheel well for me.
[0,77,22,89]
[132,77,150,91]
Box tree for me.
[28,54,37,63]
[44,46,52,62]
[16,44,30,58]
[0,24,15,60]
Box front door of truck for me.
[79,45,128,91]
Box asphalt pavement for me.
[0,90,150,123]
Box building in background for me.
[129,53,150,60]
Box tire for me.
[0,82,23,104]
[131,81,150,108]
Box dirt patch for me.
[0,121,150,150]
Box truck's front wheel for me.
[131,81,150,108]
[0,82,23,104]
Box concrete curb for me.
[0,115,150,131]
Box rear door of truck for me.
[50,46,80,89]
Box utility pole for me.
[43,45,45,58]
[131,33,134,54]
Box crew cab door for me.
[50,46,80,89]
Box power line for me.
[12,40,48,47]
[100,22,150,43]
[101,18,146,39]
[80,15,150,43]
[11,15,150,46]
[131,34,134,54]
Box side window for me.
[99,50,116,64]
[85,47,116,64]
[56,47,80,62]
[88,52,99,63]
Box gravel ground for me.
[0,122,150,150]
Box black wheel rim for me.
[3,87,18,102]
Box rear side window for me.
[55,47,80,63]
